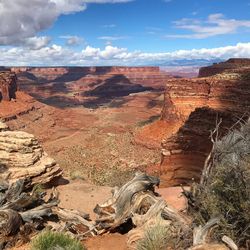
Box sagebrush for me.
[136,220,170,250]
[190,119,250,247]
[30,231,85,250]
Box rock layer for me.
[198,58,250,77]
[0,70,17,101]
[0,121,62,185]
[159,59,250,186]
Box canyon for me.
[0,66,171,185]
[156,58,250,186]
[1,59,250,188]
[0,60,249,249]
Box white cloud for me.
[60,35,84,46]
[0,0,134,46]
[98,36,128,41]
[23,36,51,50]
[167,13,250,39]
[1,42,250,66]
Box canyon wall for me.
[198,58,250,77]
[12,66,169,89]
[159,59,250,186]
[12,66,170,109]
[0,70,17,101]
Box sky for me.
[0,0,250,66]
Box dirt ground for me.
[57,179,188,250]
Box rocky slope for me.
[0,121,62,185]
[198,58,250,77]
[156,59,250,186]
[0,69,17,101]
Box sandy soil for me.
[56,179,188,250]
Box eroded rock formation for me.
[0,121,62,185]
[158,58,250,186]
[198,58,250,77]
[0,70,17,101]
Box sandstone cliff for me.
[198,58,250,77]
[158,59,250,186]
[0,121,62,185]
[0,70,17,101]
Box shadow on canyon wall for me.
[82,74,154,109]
[22,73,155,109]
[161,71,250,186]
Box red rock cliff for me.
[0,70,17,101]
[159,58,250,186]
[198,58,250,77]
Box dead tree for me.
[94,172,191,248]
[0,178,96,249]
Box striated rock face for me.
[159,59,250,186]
[0,70,17,101]
[0,121,62,185]
[160,108,238,186]
[198,58,250,77]
[11,66,170,109]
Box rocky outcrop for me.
[0,71,17,101]
[160,107,238,186]
[198,58,250,77]
[158,59,250,186]
[0,121,62,185]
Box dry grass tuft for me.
[30,231,85,250]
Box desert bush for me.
[190,120,250,247]
[137,115,160,127]
[69,170,85,180]
[88,165,137,187]
[136,220,170,250]
[30,231,85,250]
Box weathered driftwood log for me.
[0,209,22,236]
[0,178,96,249]
[94,172,191,249]
[52,207,97,237]
[94,172,160,231]
[193,217,220,245]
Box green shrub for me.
[136,220,170,250]
[190,120,250,247]
[30,231,85,250]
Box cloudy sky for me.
[0,0,250,66]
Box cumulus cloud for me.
[60,35,84,46]
[0,0,134,46]
[167,13,250,39]
[0,42,250,66]
[23,36,52,50]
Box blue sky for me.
[0,0,250,66]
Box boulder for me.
[0,121,62,185]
